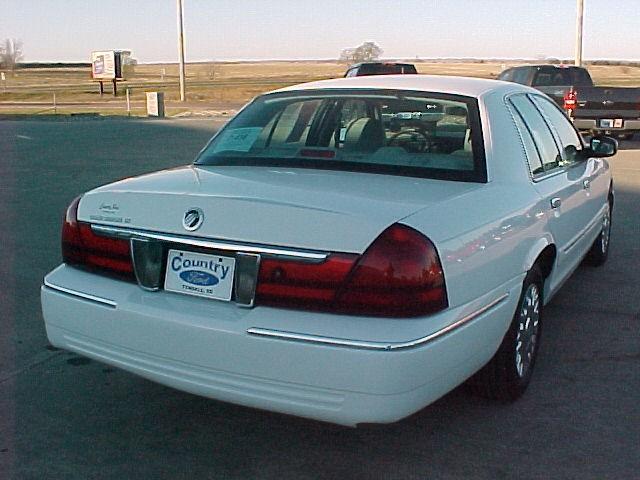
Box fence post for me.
[53,92,57,114]
[126,88,131,116]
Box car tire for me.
[467,267,543,402]
[586,201,612,267]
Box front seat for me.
[343,118,385,152]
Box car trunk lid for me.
[78,165,483,253]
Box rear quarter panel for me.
[402,89,551,309]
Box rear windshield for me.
[357,64,418,75]
[533,68,571,86]
[195,89,486,182]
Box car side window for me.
[509,105,544,176]
[530,95,583,164]
[509,95,562,172]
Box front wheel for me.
[467,268,543,402]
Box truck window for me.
[533,69,571,86]
[498,69,514,82]
[570,68,593,86]
[512,68,530,85]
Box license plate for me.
[600,118,623,128]
[164,249,235,301]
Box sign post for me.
[575,0,584,66]
[177,0,186,101]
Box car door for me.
[508,94,590,286]
[530,94,608,241]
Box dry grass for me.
[1,61,639,116]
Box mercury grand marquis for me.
[41,75,616,426]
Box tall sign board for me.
[91,51,122,80]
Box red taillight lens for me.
[337,224,447,316]
[61,196,135,280]
[256,253,358,309]
[256,224,447,317]
[564,89,577,112]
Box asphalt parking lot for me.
[1,117,638,480]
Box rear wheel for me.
[586,201,612,267]
[467,268,543,402]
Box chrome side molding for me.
[43,280,117,308]
[91,224,328,262]
[247,293,510,351]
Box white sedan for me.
[41,75,616,426]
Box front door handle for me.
[550,197,562,209]
[583,179,591,189]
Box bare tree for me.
[1,39,24,70]
[339,42,383,64]
[339,48,356,64]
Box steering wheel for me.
[387,128,430,153]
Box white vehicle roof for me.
[274,74,534,99]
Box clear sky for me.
[1,0,638,62]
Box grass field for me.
[2,61,639,116]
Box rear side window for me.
[498,69,514,82]
[196,89,487,182]
[509,95,561,172]
[569,67,592,86]
[512,68,530,85]
[510,107,544,176]
[530,95,583,164]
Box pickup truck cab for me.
[498,65,640,139]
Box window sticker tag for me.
[212,127,262,152]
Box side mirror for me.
[587,136,618,158]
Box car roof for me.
[273,74,531,99]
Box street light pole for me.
[575,0,584,66]
[177,0,186,101]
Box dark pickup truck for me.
[498,65,640,139]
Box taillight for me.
[257,253,358,309]
[564,89,578,114]
[256,224,447,317]
[337,224,447,316]
[61,196,135,280]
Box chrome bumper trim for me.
[43,280,118,308]
[247,293,510,351]
[91,224,329,262]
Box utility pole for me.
[177,0,186,101]
[575,0,584,66]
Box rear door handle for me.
[551,197,562,209]
[583,179,591,189]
